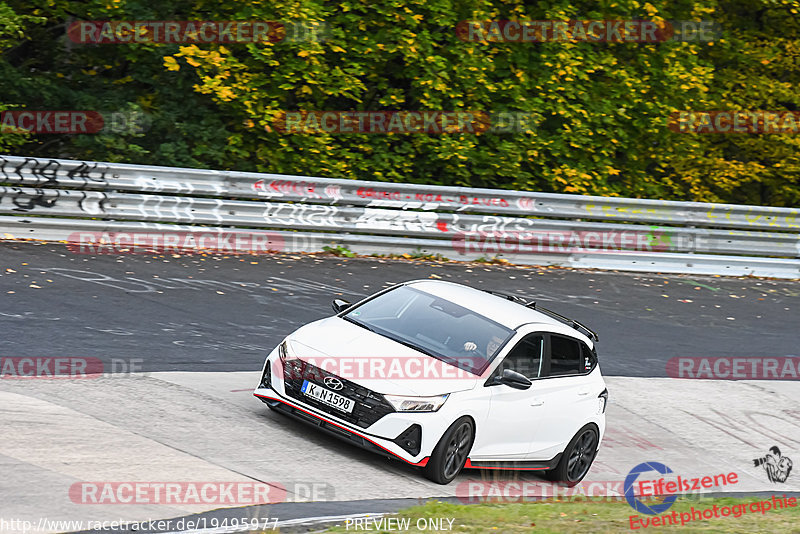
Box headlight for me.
[278,340,300,363]
[384,394,449,412]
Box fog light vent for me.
[260,361,272,389]
[394,424,422,456]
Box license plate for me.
[301,380,355,413]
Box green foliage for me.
[474,254,510,264]
[322,244,356,257]
[1,0,799,207]
[402,249,448,261]
[0,1,41,150]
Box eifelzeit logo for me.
[753,446,793,483]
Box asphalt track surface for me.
[1,241,798,377]
[2,241,800,533]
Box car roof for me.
[405,279,566,331]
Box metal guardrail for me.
[1,155,798,278]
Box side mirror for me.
[496,369,532,390]
[332,298,352,314]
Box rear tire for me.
[544,424,599,487]
[423,417,474,485]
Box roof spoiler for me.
[482,290,599,342]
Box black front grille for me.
[282,359,395,428]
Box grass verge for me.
[322,496,799,533]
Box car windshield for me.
[343,285,514,375]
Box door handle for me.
[577,391,590,396]
[530,400,544,407]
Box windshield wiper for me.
[342,315,376,332]
[343,317,441,360]
[383,334,440,359]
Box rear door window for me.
[547,335,583,376]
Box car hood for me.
[285,316,481,396]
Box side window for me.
[547,335,583,376]
[495,334,544,379]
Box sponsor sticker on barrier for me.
[250,180,518,211]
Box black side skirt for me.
[467,455,561,470]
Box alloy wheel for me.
[442,422,472,479]
[566,428,597,481]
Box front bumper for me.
[253,352,437,466]
[254,388,430,467]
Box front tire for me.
[423,417,474,485]
[544,424,599,487]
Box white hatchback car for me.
[254,280,607,485]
